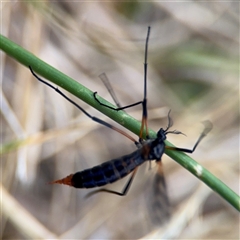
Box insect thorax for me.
[148,139,165,161]
[145,128,166,161]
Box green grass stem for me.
[1,34,239,211]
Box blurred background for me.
[1,1,239,239]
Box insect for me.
[29,27,212,197]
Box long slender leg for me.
[94,27,151,143]
[91,28,152,196]
[85,168,138,197]
[165,120,213,153]
[93,92,142,111]
[29,66,138,145]
[139,26,151,141]
[97,70,143,111]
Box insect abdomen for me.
[72,150,146,188]
[50,149,147,189]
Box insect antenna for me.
[163,110,173,132]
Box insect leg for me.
[93,92,142,111]
[93,27,151,143]
[139,26,151,142]
[94,72,143,110]
[165,120,213,153]
[29,66,139,145]
[85,168,138,197]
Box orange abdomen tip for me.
[49,174,74,186]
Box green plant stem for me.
[1,34,239,211]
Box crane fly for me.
[29,27,212,198]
